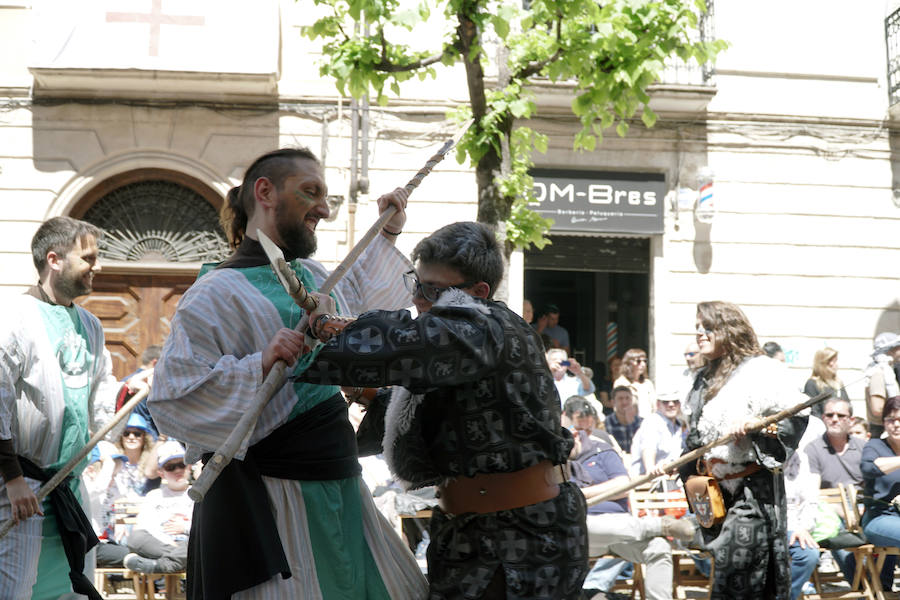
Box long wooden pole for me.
[586,386,849,507]
[189,127,469,502]
[0,385,150,539]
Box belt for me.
[438,460,564,515]
[697,458,761,481]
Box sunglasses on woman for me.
[162,461,187,472]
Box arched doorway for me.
[71,169,229,377]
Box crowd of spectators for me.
[532,294,900,600]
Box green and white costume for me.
[149,235,427,599]
[0,291,119,599]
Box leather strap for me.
[438,460,563,515]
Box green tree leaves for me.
[304,0,724,251]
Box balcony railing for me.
[659,0,716,86]
[522,0,717,87]
[886,6,900,106]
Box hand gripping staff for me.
[189,122,472,502]
[584,383,861,508]
[0,384,151,539]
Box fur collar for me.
[381,288,489,490]
[433,287,492,314]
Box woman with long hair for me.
[613,348,656,418]
[679,301,808,600]
[114,413,160,497]
[803,347,849,418]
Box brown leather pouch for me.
[685,475,726,528]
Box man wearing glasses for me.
[804,397,868,589]
[631,394,687,477]
[297,221,589,599]
[805,397,863,490]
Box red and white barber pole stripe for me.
[695,167,715,224]
[606,322,618,360]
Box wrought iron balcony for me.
[887,6,900,106]
[658,0,717,86]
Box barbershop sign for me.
[530,169,666,234]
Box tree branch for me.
[371,27,457,73]
[514,14,563,79]
[374,50,450,72]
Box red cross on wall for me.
[106,0,205,57]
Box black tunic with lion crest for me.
[296,289,588,600]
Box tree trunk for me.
[456,9,513,230]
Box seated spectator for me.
[605,386,642,455]
[124,441,192,574]
[562,396,623,455]
[803,348,849,419]
[85,440,131,567]
[678,342,704,401]
[805,397,863,490]
[115,413,160,497]
[850,417,870,441]
[865,332,900,439]
[859,396,900,591]
[613,348,656,418]
[783,446,822,600]
[546,348,596,407]
[630,393,686,477]
[571,431,693,600]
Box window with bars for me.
[82,180,230,263]
[887,6,900,106]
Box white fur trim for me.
[383,386,425,490]
[434,288,492,315]
[696,355,807,490]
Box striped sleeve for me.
[147,271,297,459]
[304,233,413,316]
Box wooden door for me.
[77,273,195,379]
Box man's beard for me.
[275,204,317,259]
[56,264,92,300]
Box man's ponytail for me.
[220,185,247,249]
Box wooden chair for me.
[94,566,132,597]
[840,484,900,600]
[130,571,186,600]
[629,482,713,600]
[801,487,876,600]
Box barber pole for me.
[606,322,618,360]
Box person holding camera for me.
[547,348,596,409]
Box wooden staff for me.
[189,123,472,502]
[586,386,847,507]
[0,384,150,539]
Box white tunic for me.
[149,236,427,599]
[0,293,119,599]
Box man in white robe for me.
[148,147,426,600]
[0,216,120,600]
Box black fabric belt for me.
[187,393,361,600]
[18,456,102,600]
